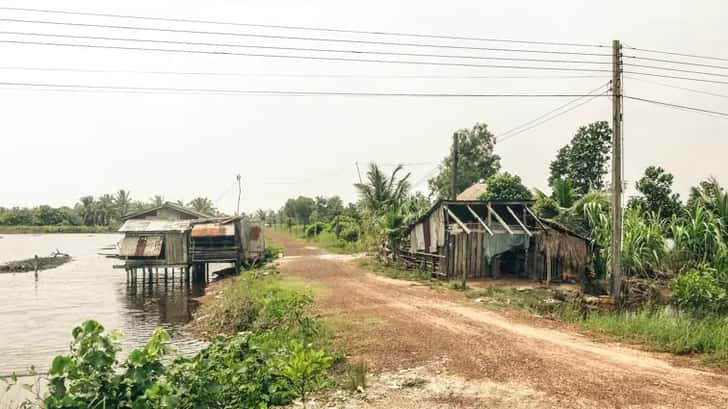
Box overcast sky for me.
[1,0,726,214]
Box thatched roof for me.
[456,182,488,200]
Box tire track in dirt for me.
[269,230,728,408]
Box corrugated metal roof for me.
[118,219,191,232]
[191,223,235,237]
[119,236,164,257]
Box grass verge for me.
[355,257,433,282]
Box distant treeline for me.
[0,191,220,229]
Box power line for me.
[623,46,728,63]
[623,70,728,86]
[624,62,728,79]
[624,75,728,99]
[0,6,608,48]
[0,39,612,72]
[0,17,612,57]
[625,95,728,119]
[624,54,728,71]
[0,30,612,65]
[0,65,609,80]
[498,90,608,143]
[0,81,613,97]
[497,82,609,138]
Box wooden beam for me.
[487,204,513,234]
[466,205,494,236]
[525,206,548,232]
[506,206,533,237]
[445,206,471,235]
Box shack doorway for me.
[496,248,528,278]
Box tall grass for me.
[581,307,728,364]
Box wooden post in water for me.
[33,255,39,281]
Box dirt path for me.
[269,231,728,409]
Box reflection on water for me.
[0,234,208,375]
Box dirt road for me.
[269,231,728,409]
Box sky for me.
[1,0,726,214]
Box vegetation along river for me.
[0,233,207,375]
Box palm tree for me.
[114,189,132,219]
[551,178,576,208]
[187,197,216,216]
[97,194,115,226]
[77,196,96,226]
[255,209,267,223]
[354,163,411,215]
[150,195,165,207]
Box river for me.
[0,233,207,376]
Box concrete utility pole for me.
[236,174,242,216]
[451,133,459,200]
[355,161,363,184]
[610,40,624,304]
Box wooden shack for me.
[115,203,265,280]
[399,200,591,284]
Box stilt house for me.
[115,202,264,276]
[399,199,591,284]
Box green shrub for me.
[43,273,335,408]
[304,222,327,238]
[672,268,728,315]
[44,320,174,409]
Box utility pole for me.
[610,40,624,304]
[355,162,363,184]
[236,174,242,216]
[451,133,459,200]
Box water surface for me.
[0,233,207,375]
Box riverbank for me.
[0,225,116,234]
[0,254,71,273]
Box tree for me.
[479,172,532,202]
[284,196,316,226]
[34,205,65,225]
[187,197,216,216]
[428,123,501,199]
[97,194,115,225]
[354,163,411,216]
[548,121,612,195]
[550,178,576,208]
[114,190,132,219]
[628,166,682,219]
[688,176,724,211]
[400,192,431,224]
[255,209,267,223]
[151,195,165,207]
[77,196,96,226]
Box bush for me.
[44,321,174,409]
[304,222,327,238]
[42,273,335,408]
[672,268,728,315]
[533,195,560,218]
